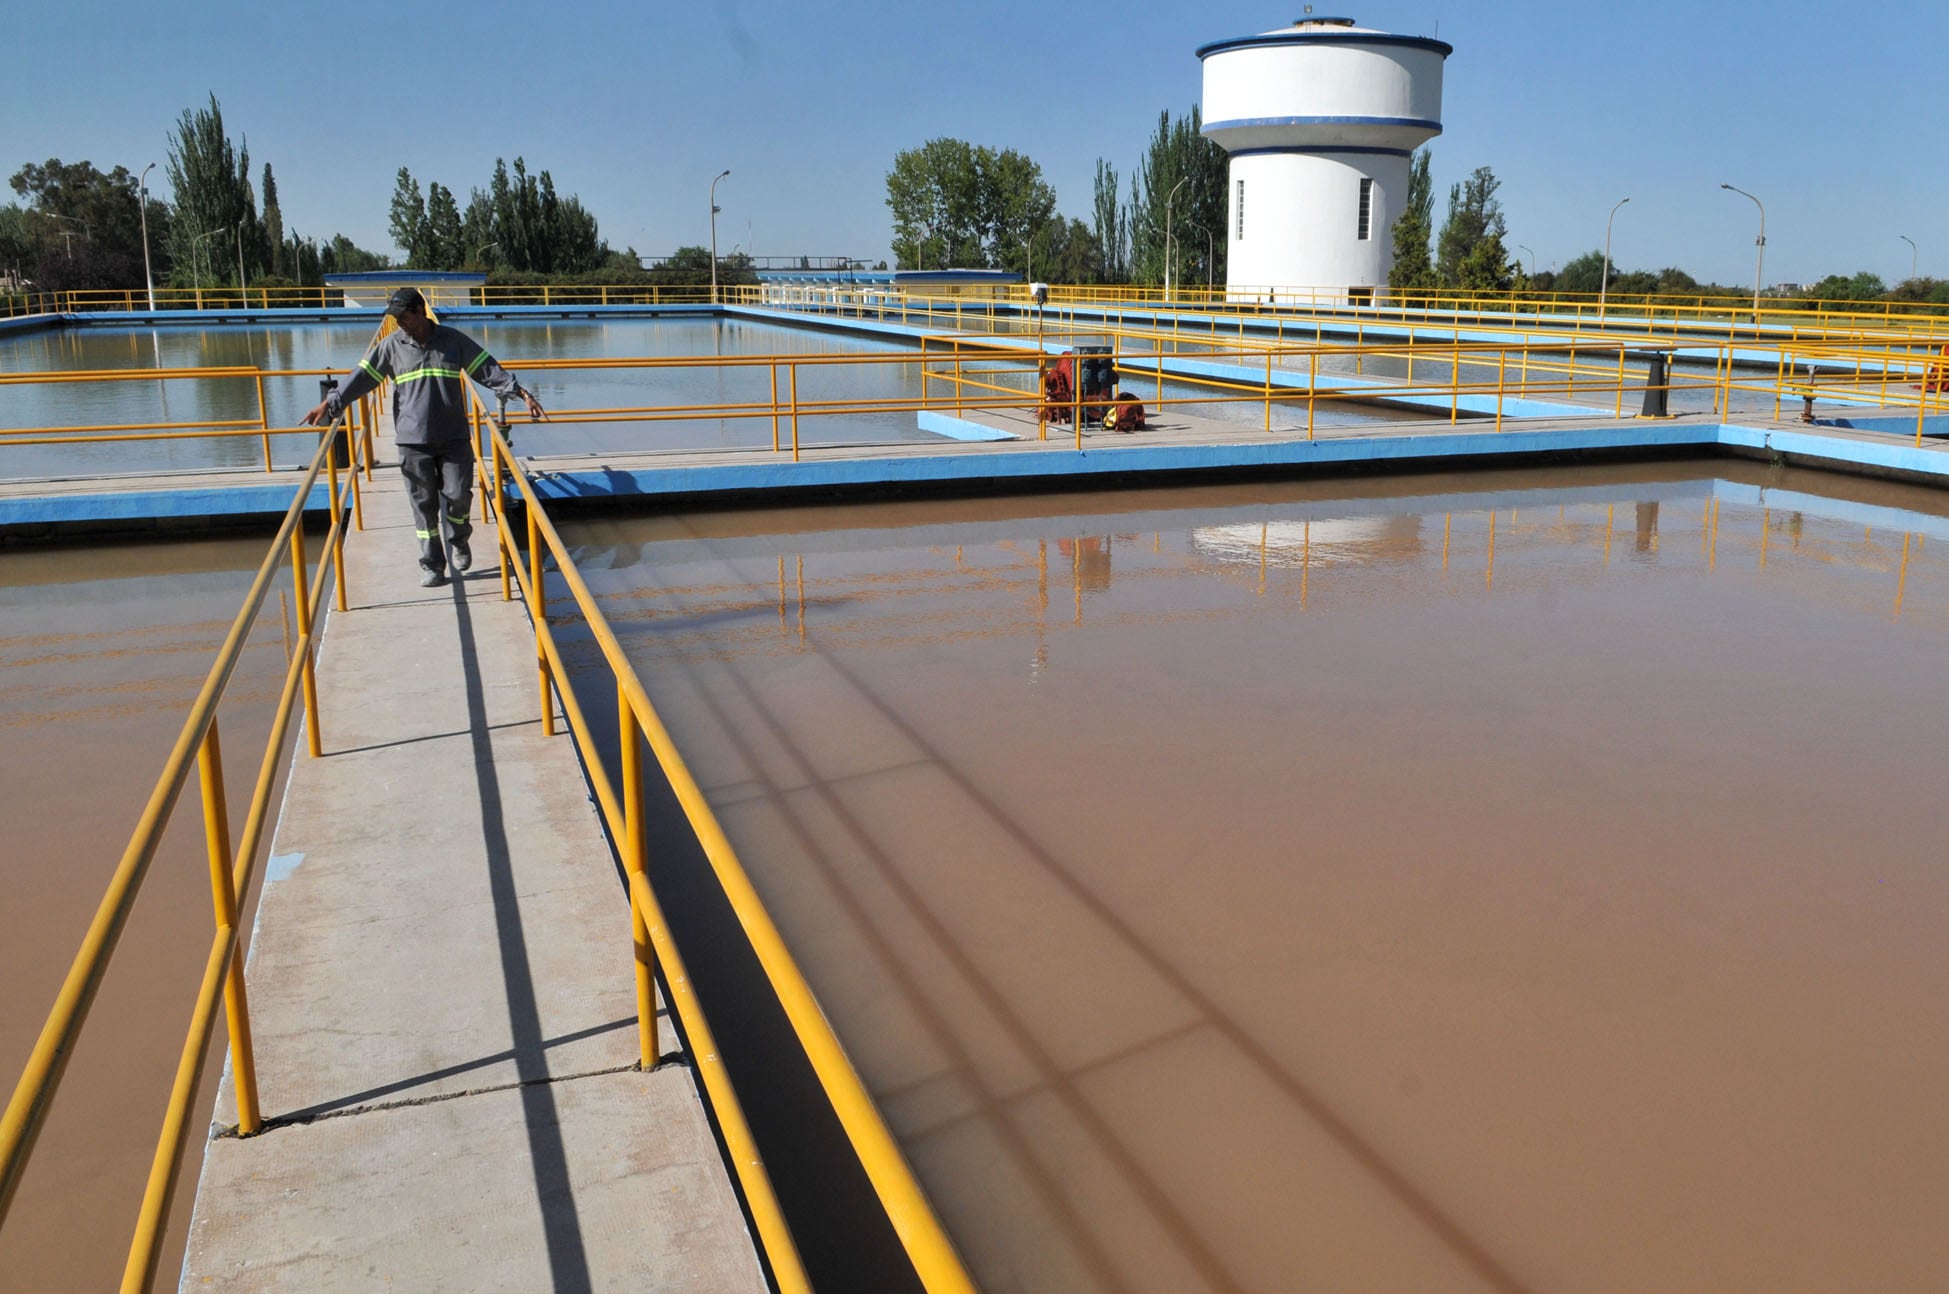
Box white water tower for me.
[1199,16,1451,301]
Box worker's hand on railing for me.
[299,400,331,427]
[519,389,548,421]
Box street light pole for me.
[709,169,730,304]
[1720,183,1765,320]
[46,213,83,258]
[193,225,229,309]
[1163,176,1189,303]
[1599,197,1630,319]
[235,224,248,308]
[1516,244,1535,281]
[1900,234,1917,282]
[137,163,156,310]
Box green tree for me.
[1806,272,1887,304]
[261,163,285,278]
[1037,217,1106,284]
[1556,250,1608,295]
[1128,108,1227,289]
[886,138,994,269]
[982,148,1057,276]
[1388,149,1436,291]
[11,158,163,290]
[1435,165,1511,291]
[1092,160,1127,282]
[460,192,494,267]
[424,181,463,269]
[388,167,426,264]
[322,233,387,275]
[164,95,258,287]
[0,204,29,283]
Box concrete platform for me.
[179,430,766,1291]
[498,387,1949,508]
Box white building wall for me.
[1226,151,1410,299]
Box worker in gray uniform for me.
[302,287,547,586]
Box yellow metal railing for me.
[0,365,372,472]
[4,332,1939,499]
[19,283,718,315]
[0,412,365,1292]
[11,278,1947,340]
[470,402,977,1294]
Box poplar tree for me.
[1127,108,1226,288]
[261,163,284,278]
[1092,159,1126,282]
[1388,149,1436,291]
[164,95,258,286]
[388,167,426,265]
[424,181,463,269]
[1436,166,1513,292]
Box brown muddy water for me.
[0,536,293,1290]
[557,460,1949,1293]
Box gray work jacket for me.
[323,323,525,448]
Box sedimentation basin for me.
[6,301,1949,1290]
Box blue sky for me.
[7,0,1944,286]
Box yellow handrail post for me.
[289,525,322,758]
[326,455,348,613]
[360,397,376,481]
[770,363,780,453]
[1496,348,1507,432]
[492,426,512,604]
[473,405,492,528]
[1308,348,1317,440]
[347,418,366,533]
[1073,355,1084,451]
[617,688,659,1069]
[197,720,262,1136]
[526,505,555,737]
[1615,347,1627,418]
[255,372,273,471]
[1264,348,1273,432]
[790,362,801,462]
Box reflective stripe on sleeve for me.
[465,351,492,374]
[394,366,465,384]
[359,358,384,383]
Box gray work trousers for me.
[399,444,474,570]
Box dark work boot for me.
[449,520,473,573]
[419,536,447,587]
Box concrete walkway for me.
[179,431,766,1290]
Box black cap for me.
[385,286,425,317]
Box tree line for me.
[3,96,392,295]
[1,93,634,295]
[885,107,1229,287]
[885,128,1940,310]
[386,158,615,277]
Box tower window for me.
[1356,178,1373,241]
[1236,179,1245,239]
